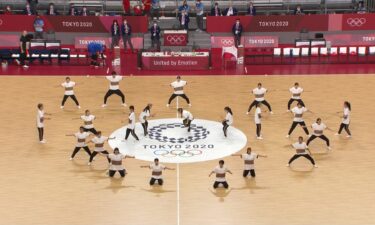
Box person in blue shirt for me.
[151,0,160,21]
[178,0,190,13]
[195,0,204,31]
[33,15,44,39]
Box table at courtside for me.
[163,30,188,46]
[141,52,209,70]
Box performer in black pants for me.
[209,160,232,189]
[178,108,193,132]
[102,71,126,107]
[139,104,154,136]
[287,82,305,111]
[67,126,91,160]
[167,75,191,107]
[124,105,139,141]
[87,131,115,165]
[247,83,273,114]
[222,106,233,137]
[335,101,352,138]
[107,148,135,178]
[287,136,318,168]
[140,158,174,185]
[61,77,80,109]
[307,118,332,150]
[286,102,310,138]
[232,147,267,178]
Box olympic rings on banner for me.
[166,35,186,44]
[346,18,366,27]
[153,149,203,157]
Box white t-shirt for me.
[292,106,307,122]
[106,75,123,90]
[36,109,44,128]
[74,132,90,147]
[171,80,187,94]
[150,163,166,179]
[81,115,95,129]
[127,112,136,129]
[292,142,308,155]
[242,153,258,170]
[213,166,229,182]
[182,110,193,120]
[312,123,326,136]
[254,107,261,124]
[290,87,303,99]
[225,112,233,125]
[139,110,150,123]
[108,153,126,170]
[342,107,350,124]
[253,87,267,101]
[91,136,108,152]
[61,81,75,95]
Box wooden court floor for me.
[0,74,374,225]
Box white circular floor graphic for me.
[108,118,247,163]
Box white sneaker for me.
[308,134,312,138]
[246,112,249,115]
[166,104,170,107]
[286,164,290,167]
[327,146,332,150]
[122,103,127,107]
[60,106,64,109]
[23,64,29,68]
[77,105,81,109]
[87,162,91,166]
[69,157,73,161]
[346,135,352,138]
[314,165,318,168]
[256,136,263,140]
[101,104,107,108]
[40,140,46,144]
[270,111,274,114]
[286,109,290,112]
[285,135,290,138]
[188,104,192,107]
[334,133,339,136]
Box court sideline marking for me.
[176,96,180,225]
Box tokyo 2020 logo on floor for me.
[108,118,247,163]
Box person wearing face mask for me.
[111,20,121,49]
[4,5,12,15]
[247,2,256,15]
[149,21,161,51]
[46,3,58,15]
[24,3,35,15]
[121,19,134,53]
[179,9,190,30]
[210,2,222,16]
[223,2,238,16]
[178,0,190,13]
[33,14,44,39]
[68,3,77,16]
[293,5,304,15]
[232,18,242,48]
[79,6,89,16]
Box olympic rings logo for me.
[221,39,234,46]
[154,149,203,157]
[347,18,366,27]
[166,35,186,44]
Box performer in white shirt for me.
[125,105,139,141]
[76,109,97,135]
[287,82,305,111]
[254,103,262,139]
[107,147,135,177]
[287,136,317,168]
[139,104,154,136]
[61,77,80,109]
[67,126,92,160]
[36,103,51,143]
[178,108,194,132]
[209,160,232,189]
[102,71,126,107]
[167,76,191,107]
[232,147,267,177]
[222,106,233,137]
[307,118,332,150]
[247,83,273,114]
[286,102,310,138]
[140,158,174,185]
[87,131,115,165]
[335,101,352,137]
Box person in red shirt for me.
[133,2,143,16]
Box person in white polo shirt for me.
[287,136,317,168]
[247,83,273,114]
[139,103,154,136]
[307,118,332,150]
[335,101,352,138]
[167,75,191,107]
[254,103,262,139]
[107,147,135,178]
[286,102,310,138]
[61,76,80,109]
[102,71,126,107]
[222,106,233,137]
[232,147,267,178]
[36,103,51,144]
[287,82,305,111]
[67,126,92,160]
[209,160,232,189]
[125,105,139,141]
[87,131,115,165]
[140,158,175,185]
[178,108,193,132]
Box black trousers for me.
[256,124,261,137]
[288,154,315,165]
[125,128,139,140]
[37,127,44,141]
[287,98,305,110]
[20,52,27,65]
[111,35,120,49]
[122,35,134,51]
[151,38,160,51]
[150,178,163,185]
[307,134,330,146]
[183,119,192,132]
[213,181,229,189]
[109,169,126,177]
[61,95,79,106]
[338,123,351,135]
[288,121,309,135]
[104,89,125,104]
[89,151,111,163]
[248,100,272,112]
[234,34,241,48]
[168,93,190,104]
[222,121,229,137]
[83,127,98,135]
[71,146,91,158]
[243,170,256,177]
[141,121,149,135]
